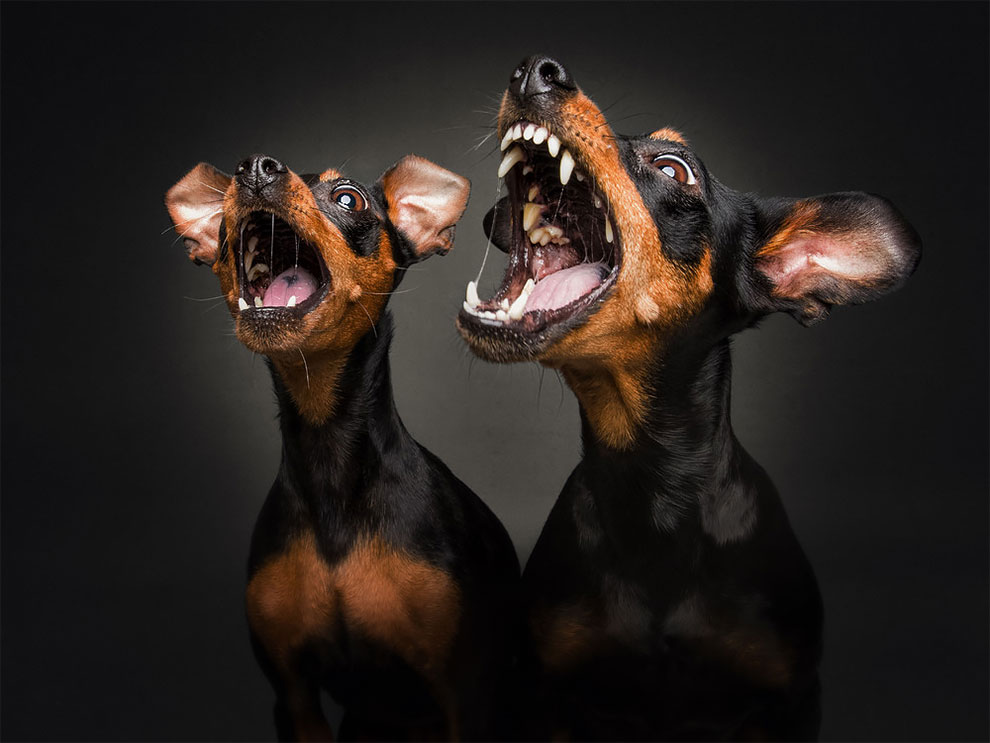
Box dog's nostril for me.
[236,159,251,175]
[261,157,282,176]
[539,62,560,81]
[511,66,524,82]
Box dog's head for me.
[167,154,469,359]
[457,55,920,447]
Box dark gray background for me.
[2,2,987,740]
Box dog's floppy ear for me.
[748,192,921,325]
[165,163,232,266]
[379,155,470,263]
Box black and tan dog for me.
[166,154,519,741]
[458,56,921,740]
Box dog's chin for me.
[234,308,313,355]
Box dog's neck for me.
[575,338,759,546]
[268,312,416,517]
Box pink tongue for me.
[525,262,606,313]
[263,268,319,307]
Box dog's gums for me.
[462,120,620,332]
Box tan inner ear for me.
[381,155,469,259]
[165,163,232,264]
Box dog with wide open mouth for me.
[167,153,520,741]
[458,55,920,740]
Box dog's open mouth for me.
[235,212,330,314]
[460,121,620,338]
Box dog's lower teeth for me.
[287,296,297,307]
[254,297,263,307]
[523,203,542,231]
[238,297,249,311]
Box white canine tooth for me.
[539,232,552,246]
[500,128,515,151]
[513,123,523,140]
[575,171,585,182]
[533,126,548,145]
[463,300,479,316]
[559,149,575,185]
[498,146,525,178]
[522,165,533,176]
[522,203,542,231]
[496,309,509,322]
[529,227,546,244]
[547,134,561,157]
[523,123,535,140]
[605,218,614,244]
[508,290,528,320]
[594,194,603,209]
[528,185,539,201]
[286,295,297,307]
[254,296,263,307]
[466,280,480,308]
[238,297,249,311]
[501,298,510,311]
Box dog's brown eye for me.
[332,186,366,211]
[652,154,696,185]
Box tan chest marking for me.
[246,533,461,681]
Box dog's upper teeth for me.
[500,128,515,151]
[605,217,614,244]
[522,165,533,176]
[248,263,270,281]
[528,185,539,201]
[247,236,258,252]
[466,280,480,308]
[575,171,585,182]
[238,297,249,311]
[594,194,603,209]
[547,134,561,158]
[498,146,525,178]
[559,149,575,185]
[522,202,543,231]
[522,123,535,140]
[512,123,523,140]
[529,226,546,245]
[532,126,548,145]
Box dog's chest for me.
[245,533,461,681]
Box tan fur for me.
[246,533,461,684]
[531,604,600,672]
[649,127,688,144]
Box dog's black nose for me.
[235,154,287,193]
[510,55,576,100]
